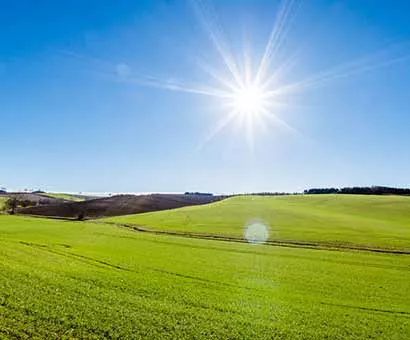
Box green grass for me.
[43,193,86,202]
[0,213,409,339]
[106,195,410,252]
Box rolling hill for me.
[17,193,225,219]
[0,192,67,206]
[105,194,410,252]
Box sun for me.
[118,0,306,149]
[231,84,267,116]
[116,0,407,150]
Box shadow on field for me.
[16,194,225,219]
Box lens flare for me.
[244,222,269,244]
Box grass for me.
[0,211,409,339]
[43,193,86,202]
[106,194,410,252]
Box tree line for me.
[304,186,410,196]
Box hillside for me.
[0,214,409,339]
[105,194,410,252]
[41,192,102,202]
[41,193,88,202]
[0,192,67,206]
[17,194,224,219]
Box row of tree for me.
[184,192,214,196]
[304,186,410,196]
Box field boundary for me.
[101,222,410,255]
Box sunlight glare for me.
[105,0,410,151]
[232,85,266,116]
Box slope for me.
[0,215,409,339]
[105,194,410,252]
[41,193,87,202]
[17,194,224,219]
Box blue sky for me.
[1,0,410,193]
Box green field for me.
[1,195,409,339]
[106,195,410,252]
[43,193,86,202]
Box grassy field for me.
[42,193,86,202]
[106,195,410,252]
[0,206,409,339]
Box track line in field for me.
[320,302,410,317]
[16,240,256,292]
[102,222,410,256]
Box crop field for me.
[106,195,410,252]
[0,195,409,339]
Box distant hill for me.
[40,193,98,202]
[17,194,224,219]
[0,192,67,206]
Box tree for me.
[77,211,86,221]
[6,197,18,215]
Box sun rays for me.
[187,0,303,149]
[61,0,410,151]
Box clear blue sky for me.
[1,0,410,193]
